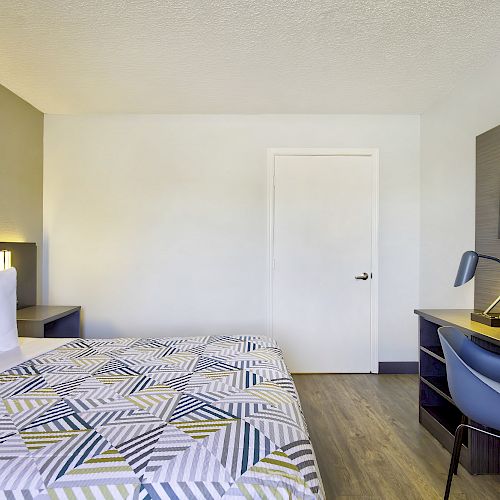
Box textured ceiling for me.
[1,1,500,114]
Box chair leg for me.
[453,415,467,475]
[443,421,500,500]
[444,423,465,500]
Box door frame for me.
[267,148,380,373]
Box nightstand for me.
[17,306,81,338]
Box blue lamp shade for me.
[454,251,479,287]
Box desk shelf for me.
[420,345,445,363]
[420,375,452,403]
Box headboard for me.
[0,242,36,309]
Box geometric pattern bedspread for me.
[0,335,324,499]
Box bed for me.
[0,335,324,499]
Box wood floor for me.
[293,374,500,500]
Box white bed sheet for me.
[0,337,72,372]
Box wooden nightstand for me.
[17,306,81,339]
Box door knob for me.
[355,272,369,280]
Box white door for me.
[271,153,376,373]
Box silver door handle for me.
[355,272,369,280]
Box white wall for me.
[420,54,500,308]
[44,114,420,362]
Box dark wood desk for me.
[415,309,500,474]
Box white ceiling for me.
[1,1,500,114]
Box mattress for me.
[0,335,324,499]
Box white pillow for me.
[0,268,19,351]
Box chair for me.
[438,326,500,499]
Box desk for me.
[415,309,500,474]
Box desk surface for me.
[415,309,500,344]
[17,306,80,323]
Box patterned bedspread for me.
[0,335,324,499]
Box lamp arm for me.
[475,254,500,316]
[484,295,500,316]
[478,253,500,264]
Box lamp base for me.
[470,311,500,327]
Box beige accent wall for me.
[0,84,43,299]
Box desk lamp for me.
[454,250,500,326]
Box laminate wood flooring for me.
[294,374,500,499]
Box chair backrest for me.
[438,327,500,431]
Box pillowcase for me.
[0,268,19,351]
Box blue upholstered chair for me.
[438,326,500,499]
